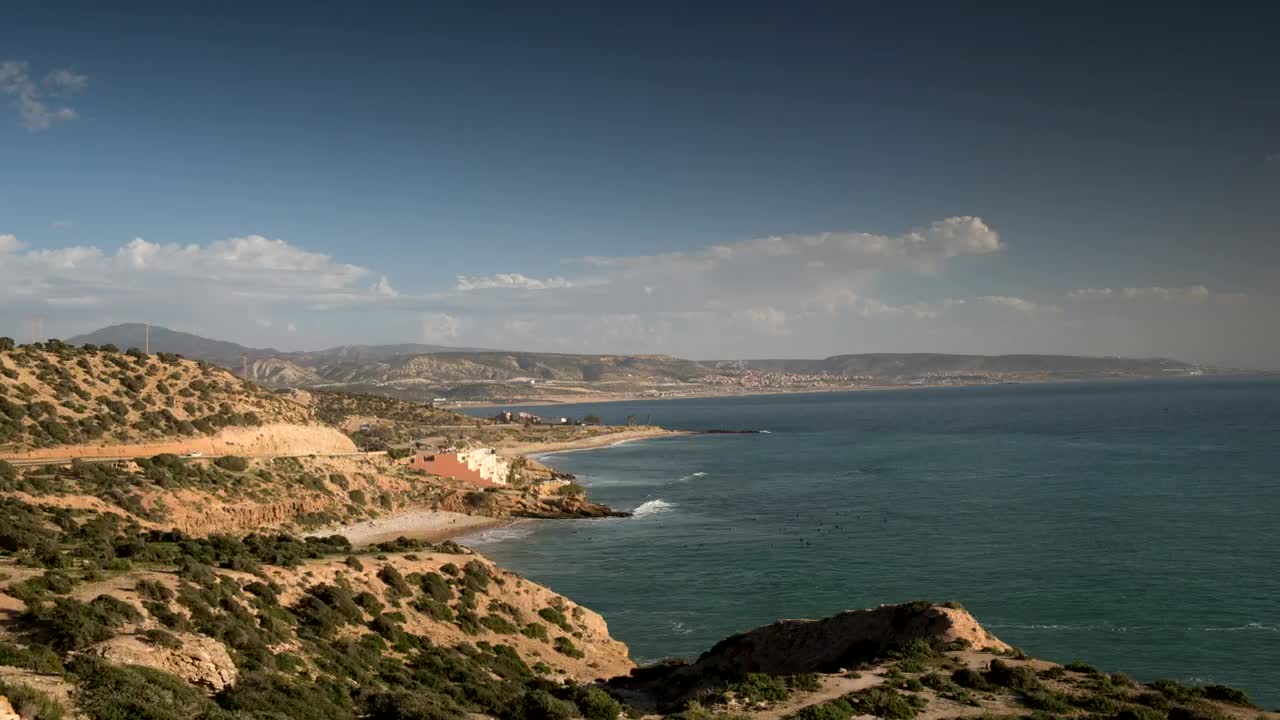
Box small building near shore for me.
[406,447,511,487]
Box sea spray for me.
[632,499,675,516]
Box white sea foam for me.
[632,499,675,516]
[1201,622,1279,633]
[673,471,707,483]
[456,520,537,546]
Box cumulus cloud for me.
[1068,286,1214,303]
[0,60,87,130]
[455,273,574,291]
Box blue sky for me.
[2,2,1278,366]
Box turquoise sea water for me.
[462,378,1280,706]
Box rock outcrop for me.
[611,601,1008,707]
[85,633,238,691]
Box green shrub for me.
[521,623,549,641]
[135,578,174,602]
[538,606,571,631]
[985,659,1041,691]
[213,456,249,472]
[792,699,855,720]
[508,689,576,720]
[420,572,452,602]
[1114,706,1169,720]
[842,686,925,720]
[1201,684,1252,706]
[566,685,622,720]
[729,673,791,703]
[377,565,412,599]
[1168,705,1229,720]
[0,640,64,673]
[25,595,140,650]
[479,615,519,634]
[1020,690,1073,713]
[141,627,183,649]
[951,667,991,690]
[70,655,230,720]
[553,636,584,658]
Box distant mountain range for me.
[65,323,1206,403]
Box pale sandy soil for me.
[309,509,507,546]
[493,427,688,457]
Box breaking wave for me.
[632,499,675,517]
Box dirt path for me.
[753,670,886,720]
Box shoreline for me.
[492,426,690,457]
[451,372,1250,410]
[313,431,678,546]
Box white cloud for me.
[977,295,1059,316]
[373,275,398,297]
[0,232,399,320]
[455,273,574,291]
[0,60,87,130]
[1068,286,1214,304]
[0,234,25,253]
[421,313,462,342]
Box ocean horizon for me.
[463,376,1280,707]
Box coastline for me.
[452,372,1250,410]
[491,426,690,457]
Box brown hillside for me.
[0,341,310,453]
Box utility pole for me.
[242,354,248,378]
[145,323,150,355]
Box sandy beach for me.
[312,509,507,547]
[492,426,689,457]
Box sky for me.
[1,2,1278,367]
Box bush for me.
[553,636,584,658]
[985,659,1041,691]
[141,627,183,649]
[843,686,925,720]
[69,655,230,720]
[26,595,140,650]
[213,456,249,472]
[377,565,412,599]
[566,685,621,720]
[1201,684,1252,706]
[508,689,576,720]
[480,615,519,634]
[420,572,452,602]
[0,640,64,673]
[951,668,990,690]
[135,578,174,602]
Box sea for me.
[460,377,1280,707]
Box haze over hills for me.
[59,324,1217,405]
